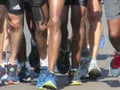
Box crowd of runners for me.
[0,0,120,90]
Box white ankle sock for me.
[40,55,48,67]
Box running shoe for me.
[88,59,101,79]
[79,57,91,79]
[110,52,120,77]
[37,66,57,90]
[5,63,19,84]
[28,37,40,68]
[57,39,71,74]
[99,35,106,49]
[0,64,7,83]
[68,68,82,85]
[81,48,90,58]
[18,61,31,82]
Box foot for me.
[79,57,91,79]
[37,66,57,90]
[18,61,31,82]
[28,37,40,68]
[88,59,101,79]
[57,39,71,74]
[6,63,19,84]
[0,63,7,83]
[68,68,82,85]
[110,52,120,77]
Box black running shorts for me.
[0,0,5,4]
[65,0,88,6]
[6,0,24,15]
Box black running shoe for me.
[57,39,71,74]
[28,37,40,68]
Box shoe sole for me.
[69,81,82,86]
[20,77,31,82]
[43,81,57,90]
[37,87,46,90]
[5,80,19,85]
[88,69,101,79]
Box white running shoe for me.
[88,59,101,79]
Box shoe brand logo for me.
[12,4,21,10]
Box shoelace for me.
[39,67,48,82]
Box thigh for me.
[49,0,65,19]
[0,5,7,19]
[87,0,102,22]
[71,0,88,6]
[87,0,102,15]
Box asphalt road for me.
[0,5,120,90]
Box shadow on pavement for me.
[56,74,68,89]
[102,80,120,87]
[100,68,109,79]
[97,54,114,60]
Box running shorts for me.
[65,0,88,6]
[103,0,120,20]
[0,0,5,4]
[6,0,24,15]
[28,0,47,7]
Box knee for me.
[109,30,120,39]
[89,11,102,23]
[36,23,47,32]
[8,16,23,30]
[49,16,61,32]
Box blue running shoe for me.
[68,68,82,85]
[6,63,19,84]
[99,35,105,49]
[57,39,71,74]
[0,64,7,83]
[29,37,40,68]
[18,61,31,82]
[37,66,57,90]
